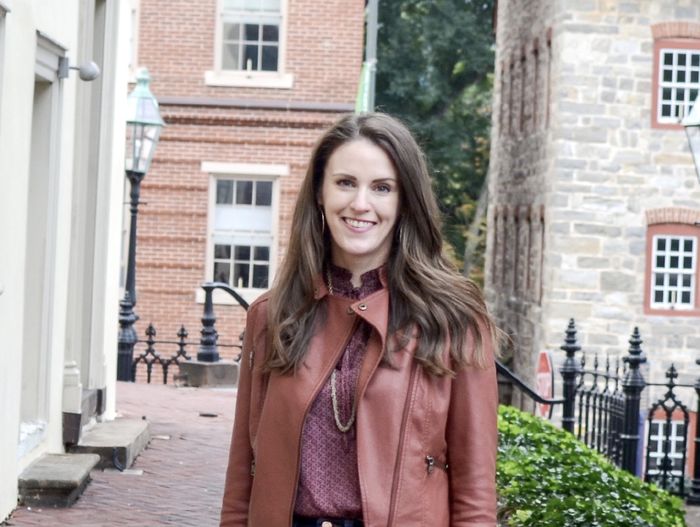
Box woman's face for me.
[319,138,400,273]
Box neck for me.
[330,256,385,288]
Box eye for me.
[374,182,393,193]
[336,178,355,188]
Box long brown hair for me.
[266,113,495,375]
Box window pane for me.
[664,53,673,66]
[233,263,250,288]
[236,181,253,204]
[261,45,278,71]
[677,70,686,83]
[671,239,680,251]
[662,104,672,117]
[692,72,699,84]
[215,244,231,259]
[683,274,692,286]
[234,245,251,261]
[679,54,687,66]
[244,23,259,41]
[685,239,693,252]
[254,246,270,261]
[663,87,672,101]
[657,238,666,251]
[252,264,269,288]
[684,256,693,269]
[655,273,664,286]
[255,181,273,205]
[663,69,673,82]
[243,44,259,70]
[216,180,234,204]
[261,0,281,10]
[655,290,664,302]
[214,262,230,284]
[669,274,678,286]
[222,43,240,70]
[224,22,240,41]
[262,24,279,42]
[682,291,691,304]
[693,55,700,67]
[670,256,679,268]
[656,255,665,268]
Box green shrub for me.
[497,405,686,527]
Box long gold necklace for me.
[327,269,357,433]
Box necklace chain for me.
[331,369,357,433]
[326,268,356,433]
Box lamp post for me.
[117,68,165,381]
[683,94,700,183]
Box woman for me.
[220,113,498,527]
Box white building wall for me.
[0,0,127,520]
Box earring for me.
[320,209,326,233]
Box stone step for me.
[18,453,100,507]
[179,360,239,387]
[68,418,150,470]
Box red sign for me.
[535,351,554,418]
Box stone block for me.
[69,419,150,470]
[577,256,611,269]
[600,271,636,292]
[573,223,622,236]
[179,359,239,388]
[18,453,100,507]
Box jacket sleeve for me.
[220,303,261,527]
[446,326,499,526]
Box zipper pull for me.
[425,455,435,474]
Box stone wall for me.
[487,0,700,398]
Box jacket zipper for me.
[386,361,419,526]
[287,317,358,526]
[425,455,448,474]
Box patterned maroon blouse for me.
[294,265,382,519]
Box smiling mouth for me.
[344,217,375,228]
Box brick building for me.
[486,0,700,469]
[128,0,365,359]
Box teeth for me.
[346,218,373,228]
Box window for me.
[644,208,700,315]
[650,235,695,309]
[201,161,287,304]
[651,22,700,129]
[657,48,700,124]
[206,0,293,88]
[0,2,8,122]
[647,420,686,490]
[212,179,273,289]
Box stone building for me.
[0,0,129,519]
[487,0,700,404]
[128,0,365,363]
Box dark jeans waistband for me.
[292,515,364,527]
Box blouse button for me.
[322,522,332,527]
[358,303,368,311]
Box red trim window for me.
[645,220,700,316]
[651,23,700,129]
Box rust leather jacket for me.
[220,276,498,527]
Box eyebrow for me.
[330,173,397,182]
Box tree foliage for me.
[375,0,495,266]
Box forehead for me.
[324,138,397,179]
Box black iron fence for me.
[500,318,700,502]
[130,282,246,384]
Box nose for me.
[350,186,370,212]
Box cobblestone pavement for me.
[5,382,236,527]
[688,504,700,527]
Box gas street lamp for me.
[117,68,165,382]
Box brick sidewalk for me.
[4,382,236,527]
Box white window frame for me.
[0,2,9,123]
[650,234,696,310]
[198,161,287,305]
[205,0,293,89]
[646,419,686,479]
[657,48,700,124]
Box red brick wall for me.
[130,0,364,381]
